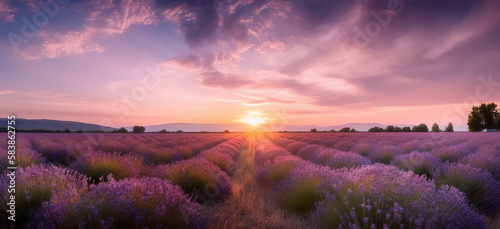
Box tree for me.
[339,127,351,132]
[176,130,183,133]
[385,125,395,132]
[311,128,317,132]
[368,126,385,132]
[330,129,337,132]
[224,130,229,133]
[431,123,440,132]
[394,126,402,132]
[468,103,500,132]
[350,128,356,132]
[113,127,128,133]
[401,126,412,132]
[132,126,146,133]
[412,124,428,132]
[445,123,454,132]
[159,129,168,133]
[64,128,71,133]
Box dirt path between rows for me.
[204,134,310,229]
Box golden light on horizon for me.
[238,111,269,126]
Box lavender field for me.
[1,132,500,229]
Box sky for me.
[1,0,500,131]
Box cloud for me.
[198,71,255,89]
[243,97,294,105]
[0,0,16,22]
[17,0,157,59]
[163,51,235,72]
[0,89,14,95]
[159,0,219,48]
[29,27,104,60]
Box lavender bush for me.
[0,148,46,170]
[368,146,403,164]
[461,152,500,180]
[255,156,307,187]
[198,150,235,175]
[152,158,232,203]
[315,164,485,229]
[70,151,143,184]
[435,163,500,216]
[30,177,205,229]
[324,151,371,169]
[391,151,441,178]
[0,165,87,226]
[142,147,183,165]
[276,164,339,213]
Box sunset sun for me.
[239,111,268,126]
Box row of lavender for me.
[0,133,236,169]
[1,133,246,228]
[254,134,499,228]
[268,133,500,181]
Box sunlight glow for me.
[238,111,269,126]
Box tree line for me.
[368,123,454,133]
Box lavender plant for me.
[315,164,485,229]
[0,165,87,227]
[325,151,371,169]
[435,163,500,216]
[391,151,441,179]
[151,158,232,203]
[70,151,143,184]
[30,177,205,229]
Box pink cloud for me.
[0,89,14,95]
[29,27,104,60]
[198,71,255,90]
[0,0,16,22]
[19,0,157,60]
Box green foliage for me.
[385,125,395,132]
[431,123,441,132]
[113,127,128,133]
[339,127,351,132]
[132,126,146,133]
[368,126,385,132]
[445,122,454,132]
[412,124,429,132]
[311,128,317,132]
[401,126,412,132]
[281,178,322,213]
[468,103,500,132]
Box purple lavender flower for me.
[391,151,441,178]
[151,158,232,203]
[325,151,372,169]
[460,152,500,180]
[70,151,143,184]
[30,177,205,229]
[0,165,87,226]
[315,164,485,228]
[435,163,500,216]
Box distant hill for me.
[0,118,116,131]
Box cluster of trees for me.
[311,127,357,132]
[369,125,412,132]
[369,123,454,133]
[468,103,500,132]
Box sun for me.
[238,111,268,126]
